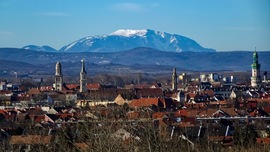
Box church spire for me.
[172,67,177,91]
[54,62,63,91]
[81,59,86,73]
[80,59,87,92]
[55,62,62,76]
[253,47,258,64]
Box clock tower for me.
[251,49,261,88]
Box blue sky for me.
[0,0,269,51]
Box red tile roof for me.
[220,107,238,116]
[27,88,41,95]
[185,103,205,109]
[129,98,164,108]
[174,110,188,117]
[87,84,101,90]
[198,108,217,117]
[152,112,167,119]
[208,100,229,105]
[65,84,79,90]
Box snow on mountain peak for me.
[58,29,216,52]
[111,29,147,37]
[22,45,57,52]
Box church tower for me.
[55,62,63,91]
[80,59,87,92]
[172,67,178,91]
[251,49,261,88]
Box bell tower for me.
[172,67,177,91]
[80,59,87,92]
[55,62,63,91]
[251,48,261,88]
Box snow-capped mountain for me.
[59,29,216,52]
[22,45,57,52]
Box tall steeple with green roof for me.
[251,48,261,87]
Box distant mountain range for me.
[1,29,268,75]
[0,47,269,75]
[22,45,57,52]
[22,29,216,53]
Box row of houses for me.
[1,96,270,150]
[1,80,270,107]
[0,79,270,150]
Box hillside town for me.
[0,50,270,151]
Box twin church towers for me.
[54,59,87,92]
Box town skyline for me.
[1,1,270,151]
[0,48,270,151]
[0,0,269,51]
